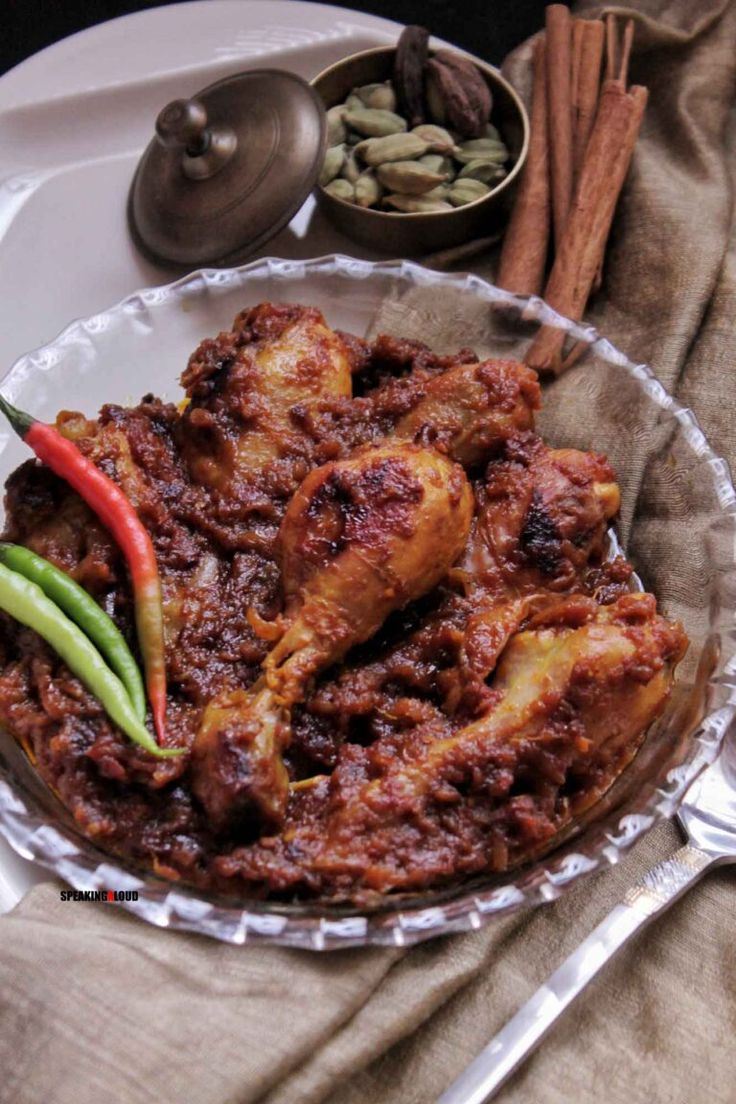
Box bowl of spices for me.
[311,27,529,255]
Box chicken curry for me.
[0,304,687,904]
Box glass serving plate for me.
[0,255,734,949]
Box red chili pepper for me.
[0,395,168,745]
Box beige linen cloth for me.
[2,2,735,1101]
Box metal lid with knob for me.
[128,69,327,267]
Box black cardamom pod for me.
[426,50,492,139]
[394,25,430,128]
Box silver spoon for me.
[438,745,736,1104]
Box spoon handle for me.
[437,844,713,1104]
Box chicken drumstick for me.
[191,442,473,831]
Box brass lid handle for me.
[155,98,237,180]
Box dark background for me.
[4,0,550,76]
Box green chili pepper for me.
[0,395,169,745]
[0,562,183,759]
[0,543,146,721]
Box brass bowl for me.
[311,45,529,256]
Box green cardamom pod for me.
[323,178,355,202]
[447,178,490,206]
[354,82,381,103]
[454,138,509,165]
[376,160,448,195]
[356,82,398,111]
[411,124,459,155]
[319,145,346,187]
[384,193,454,213]
[326,105,348,147]
[457,159,507,184]
[419,153,455,179]
[355,132,429,166]
[422,183,451,201]
[341,149,362,184]
[344,108,408,137]
[354,171,383,208]
[482,123,501,141]
[345,92,365,113]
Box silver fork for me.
[438,746,736,1104]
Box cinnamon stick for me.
[423,231,502,270]
[593,15,635,292]
[525,81,648,374]
[571,19,585,105]
[545,4,574,246]
[605,13,618,80]
[617,18,635,84]
[572,19,605,188]
[496,37,550,296]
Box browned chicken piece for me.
[447,433,623,712]
[191,443,474,832]
[393,359,541,466]
[221,593,687,898]
[310,434,625,727]
[178,303,353,490]
[460,432,621,600]
[421,435,621,648]
[295,355,540,469]
[274,443,472,688]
